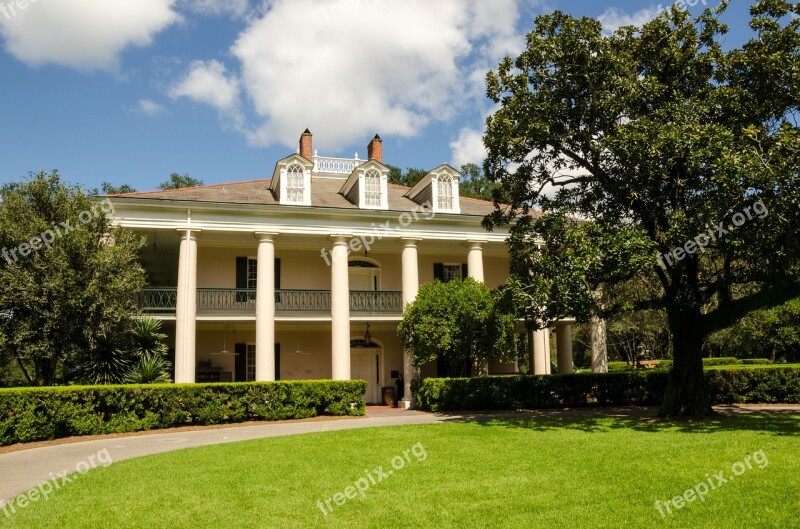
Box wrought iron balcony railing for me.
[138,288,178,313]
[137,288,402,314]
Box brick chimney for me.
[299,128,313,160]
[367,134,382,163]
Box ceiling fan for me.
[212,323,238,356]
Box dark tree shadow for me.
[431,407,800,436]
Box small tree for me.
[397,278,518,377]
[159,173,203,190]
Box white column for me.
[400,238,421,409]
[330,235,351,380]
[174,228,200,383]
[255,232,278,382]
[529,329,548,375]
[545,328,552,373]
[466,240,486,282]
[556,320,574,374]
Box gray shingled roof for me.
[110,178,498,217]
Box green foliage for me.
[124,354,172,384]
[0,380,367,446]
[385,165,428,188]
[159,173,203,190]
[413,367,800,412]
[0,171,146,386]
[98,182,136,195]
[71,316,171,385]
[483,1,800,415]
[705,297,800,362]
[398,278,518,376]
[458,163,500,201]
[413,372,669,411]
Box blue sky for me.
[0,0,758,193]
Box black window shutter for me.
[461,263,468,280]
[433,263,444,281]
[274,258,281,303]
[235,256,248,302]
[274,343,281,381]
[234,343,247,382]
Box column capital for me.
[399,237,423,247]
[254,231,279,242]
[464,239,488,247]
[329,234,353,245]
[176,228,201,238]
[556,317,577,325]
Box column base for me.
[400,397,416,410]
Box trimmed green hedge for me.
[413,368,800,412]
[607,358,774,372]
[0,380,367,446]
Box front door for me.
[350,349,382,404]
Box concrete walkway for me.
[1,404,797,503]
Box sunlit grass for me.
[2,414,798,528]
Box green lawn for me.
[2,414,799,528]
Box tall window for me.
[246,344,256,382]
[437,175,454,210]
[247,258,257,289]
[364,170,382,207]
[443,263,462,282]
[286,164,305,203]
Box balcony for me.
[312,154,365,175]
[137,288,403,315]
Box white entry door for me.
[350,349,382,404]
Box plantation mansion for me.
[107,131,575,406]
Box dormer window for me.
[405,164,461,214]
[286,164,305,203]
[437,174,454,211]
[270,153,313,206]
[339,160,389,210]
[364,170,382,207]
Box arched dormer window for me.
[437,174,454,211]
[286,164,305,203]
[364,169,382,207]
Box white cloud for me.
[0,0,180,71]
[136,99,168,117]
[169,60,240,110]
[180,0,250,18]
[168,0,537,152]
[597,7,658,34]
[450,128,487,168]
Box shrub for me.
[702,357,740,366]
[412,368,800,412]
[741,358,772,365]
[0,380,366,446]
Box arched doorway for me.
[350,336,383,404]
[348,258,381,291]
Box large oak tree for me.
[483,1,800,416]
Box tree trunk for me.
[590,315,608,373]
[660,303,711,417]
